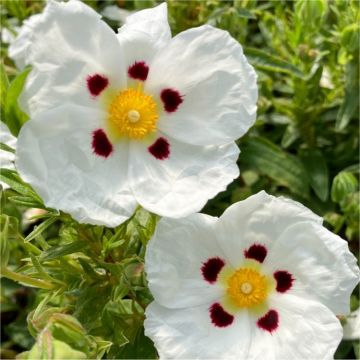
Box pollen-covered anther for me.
[108,88,159,139]
[227,267,269,308]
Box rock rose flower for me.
[145,191,360,359]
[15,0,257,226]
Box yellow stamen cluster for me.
[227,267,269,308]
[108,88,159,139]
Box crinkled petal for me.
[16,104,137,227]
[145,301,252,360]
[20,0,126,117]
[129,135,239,218]
[117,3,170,60]
[265,221,360,315]
[216,191,322,267]
[8,13,43,70]
[260,293,343,360]
[145,295,342,360]
[145,214,225,309]
[145,25,257,146]
[0,122,17,190]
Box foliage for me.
[0,0,359,359]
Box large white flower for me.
[144,191,360,359]
[15,0,257,227]
[0,122,17,190]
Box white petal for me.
[20,0,126,117]
[129,136,239,218]
[262,293,343,360]
[16,104,137,227]
[102,5,132,24]
[216,191,322,267]
[0,122,17,190]
[265,221,360,315]
[145,25,257,146]
[117,3,170,53]
[145,301,252,360]
[145,293,343,359]
[8,13,43,70]
[145,215,225,309]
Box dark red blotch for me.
[244,244,267,263]
[128,61,149,81]
[274,271,294,293]
[257,310,279,333]
[201,257,225,284]
[148,137,170,160]
[92,129,113,158]
[87,74,109,96]
[209,303,234,328]
[160,88,183,113]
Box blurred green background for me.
[1,0,359,359]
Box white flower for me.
[15,0,257,227]
[8,12,45,70]
[101,5,132,24]
[144,191,360,359]
[0,122,17,190]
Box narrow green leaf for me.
[0,62,9,110]
[240,137,310,197]
[9,195,44,208]
[236,7,256,19]
[41,241,88,261]
[24,216,58,243]
[244,47,304,78]
[0,215,10,268]
[336,60,359,131]
[4,67,31,136]
[300,149,329,201]
[0,142,15,153]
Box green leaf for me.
[341,23,360,53]
[0,215,10,268]
[331,172,358,203]
[244,47,304,78]
[41,241,88,261]
[24,216,59,243]
[240,137,310,197]
[300,149,329,201]
[8,195,45,208]
[4,67,31,136]
[236,7,256,19]
[336,60,359,131]
[0,142,15,153]
[0,168,41,201]
[0,62,9,111]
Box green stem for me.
[0,267,55,290]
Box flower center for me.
[108,87,159,139]
[227,267,268,308]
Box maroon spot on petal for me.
[209,303,234,328]
[244,244,267,263]
[87,74,109,96]
[148,137,170,160]
[128,61,149,81]
[201,257,225,284]
[257,310,279,333]
[160,88,183,113]
[274,271,294,293]
[92,129,113,158]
